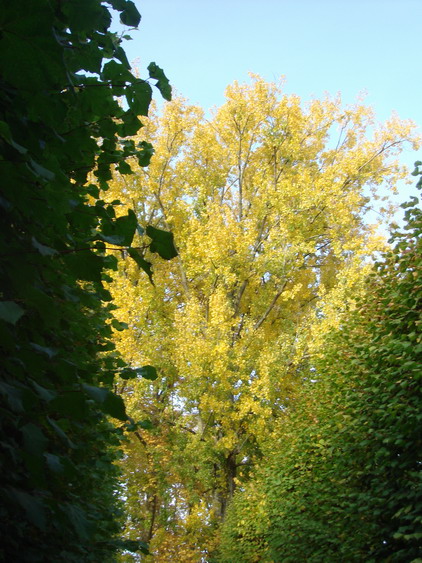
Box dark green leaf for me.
[137,365,158,380]
[21,423,48,456]
[147,62,172,101]
[118,160,133,174]
[119,368,138,380]
[146,225,178,259]
[11,488,46,531]
[32,237,58,256]
[138,419,154,430]
[99,209,137,246]
[111,538,149,554]
[62,0,110,34]
[83,384,128,421]
[64,250,104,282]
[47,417,75,448]
[136,141,154,166]
[64,503,90,539]
[120,1,141,26]
[51,391,89,419]
[28,158,55,181]
[111,318,128,331]
[118,111,143,136]
[114,45,131,68]
[30,380,56,402]
[126,81,153,116]
[30,342,58,359]
[102,59,133,83]
[103,391,128,421]
[0,381,24,412]
[127,248,153,282]
[0,301,25,325]
[44,453,64,473]
[83,384,109,404]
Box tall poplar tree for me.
[105,77,419,560]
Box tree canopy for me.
[103,78,419,560]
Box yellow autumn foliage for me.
[105,76,419,559]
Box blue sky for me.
[118,0,422,211]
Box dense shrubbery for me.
[0,1,171,560]
[219,167,422,562]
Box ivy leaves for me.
[0,0,172,559]
[95,205,178,280]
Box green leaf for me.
[127,248,153,282]
[0,301,25,325]
[44,453,64,473]
[119,368,138,380]
[21,423,48,456]
[32,237,58,256]
[114,45,131,69]
[64,503,90,539]
[50,391,89,419]
[118,110,143,136]
[138,419,154,430]
[64,250,104,282]
[126,81,153,116]
[0,381,24,412]
[136,141,155,167]
[137,365,158,380]
[62,0,110,34]
[147,62,172,101]
[120,1,141,27]
[11,488,46,531]
[118,160,133,174]
[28,158,55,181]
[83,384,128,421]
[120,365,157,380]
[99,209,138,246]
[47,417,75,448]
[30,380,56,402]
[103,391,128,420]
[146,225,178,259]
[30,342,58,359]
[83,383,109,403]
[102,60,133,83]
[111,538,149,555]
[107,0,127,9]
[0,120,12,141]
[111,318,128,331]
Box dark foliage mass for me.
[0,1,172,560]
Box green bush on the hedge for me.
[218,167,422,562]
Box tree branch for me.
[253,279,289,331]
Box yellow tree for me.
[106,77,419,560]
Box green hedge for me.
[219,167,422,562]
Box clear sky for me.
[118,0,422,211]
